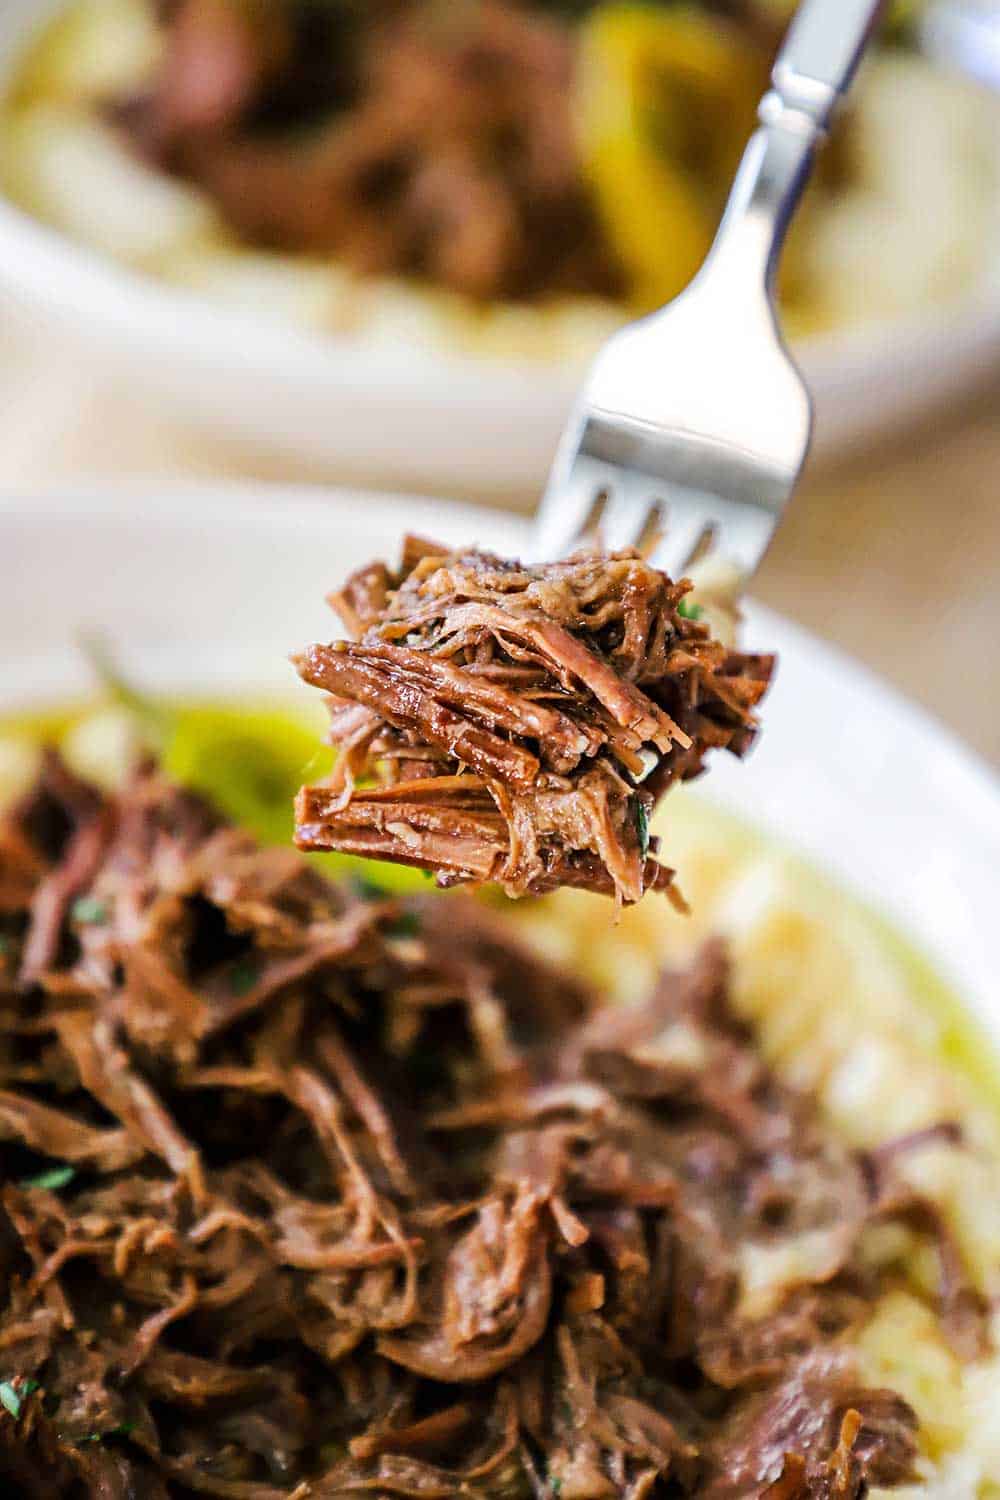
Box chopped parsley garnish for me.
[78,1422,135,1444]
[551,1481,563,1498]
[353,876,390,903]
[388,912,422,939]
[71,896,109,926]
[677,598,703,621]
[20,1165,75,1193]
[633,798,650,862]
[0,1379,37,1419]
[228,957,261,997]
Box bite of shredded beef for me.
[0,753,985,1495]
[294,539,773,902]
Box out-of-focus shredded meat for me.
[294,539,773,901]
[117,0,624,302]
[0,755,984,1494]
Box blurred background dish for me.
[0,0,999,492]
[923,0,1000,88]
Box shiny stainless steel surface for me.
[921,0,1000,90]
[533,0,886,581]
[774,0,885,123]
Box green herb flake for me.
[677,598,703,621]
[0,936,11,956]
[388,912,422,939]
[20,1165,76,1193]
[353,876,390,903]
[228,956,261,997]
[71,897,109,927]
[78,1422,135,1445]
[0,1380,32,1416]
[633,798,651,863]
[551,1481,563,1498]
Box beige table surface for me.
[2,323,998,769]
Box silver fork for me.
[534,0,886,581]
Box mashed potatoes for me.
[2,701,999,1493]
[515,797,1000,1497]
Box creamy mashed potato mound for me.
[514,797,1000,1498]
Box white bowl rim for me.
[3,478,997,805]
[3,167,1000,401]
[5,478,997,786]
[1,481,997,1031]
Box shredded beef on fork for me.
[0,754,984,1494]
[294,538,773,901]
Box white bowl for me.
[1,483,998,1041]
[1,1,1000,495]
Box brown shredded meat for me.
[0,753,986,1495]
[294,539,773,901]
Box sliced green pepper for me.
[577,4,765,312]
[162,703,327,848]
[4,638,432,894]
[0,688,429,896]
[161,705,428,892]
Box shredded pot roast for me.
[0,751,988,1497]
[294,539,773,902]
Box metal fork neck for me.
[700,103,823,303]
[699,0,887,306]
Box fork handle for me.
[767,0,887,131]
[707,0,888,296]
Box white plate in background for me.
[0,1,999,495]
[1,484,997,1037]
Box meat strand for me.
[295,540,773,902]
[0,757,976,1496]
